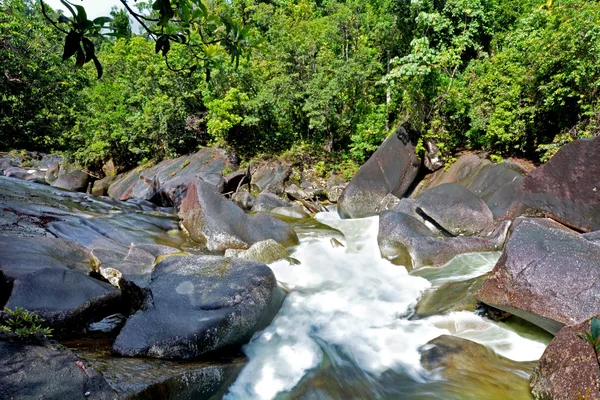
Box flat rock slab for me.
[179,179,298,252]
[477,217,600,334]
[112,255,286,359]
[0,340,116,400]
[5,268,122,333]
[521,136,600,232]
[416,183,494,236]
[338,126,420,219]
[531,317,600,400]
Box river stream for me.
[225,211,551,399]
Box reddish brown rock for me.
[521,136,600,232]
[531,317,600,400]
[477,217,600,334]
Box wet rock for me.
[413,274,488,318]
[0,236,93,280]
[250,161,290,196]
[251,192,290,213]
[0,340,116,400]
[5,268,123,334]
[270,205,310,219]
[416,183,494,236]
[420,335,535,400]
[232,191,255,211]
[531,317,600,400]
[51,169,90,192]
[88,313,126,333]
[225,239,290,264]
[477,217,600,334]
[338,126,420,219]
[378,210,509,270]
[179,179,298,251]
[112,255,286,359]
[521,136,600,232]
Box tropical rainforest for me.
[1,0,599,175]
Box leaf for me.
[591,317,600,341]
[57,14,71,24]
[92,56,103,79]
[93,17,113,26]
[59,0,76,18]
[62,31,80,61]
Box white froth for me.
[225,212,547,400]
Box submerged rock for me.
[178,178,298,251]
[477,217,600,334]
[112,255,286,359]
[0,340,117,400]
[420,335,535,400]
[224,239,290,264]
[338,126,420,219]
[531,317,600,400]
[413,274,488,318]
[521,136,600,232]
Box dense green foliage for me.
[1,0,599,173]
[0,307,53,340]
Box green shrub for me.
[0,307,53,340]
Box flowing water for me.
[225,212,550,399]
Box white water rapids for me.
[225,212,548,399]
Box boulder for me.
[477,217,600,334]
[413,274,488,318]
[270,205,310,219]
[325,174,346,203]
[415,183,494,236]
[250,161,290,196]
[112,255,286,359]
[178,179,298,251]
[5,268,123,334]
[251,192,290,213]
[217,169,250,195]
[521,136,600,232]
[420,335,535,400]
[412,154,532,221]
[531,317,600,400]
[423,139,443,171]
[91,176,117,197]
[338,126,420,219]
[45,162,60,183]
[224,239,290,264]
[0,341,116,400]
[378,210,509,270]
[51,169,90,192]
[4,166,36,181]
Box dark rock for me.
[0,341,116,400]
[5,268,123,334]
[251,192,290,213]
[477,217,600,334]
[66,338,246,400]
[521,136,600,232]
[231,190,255,211]
[413,274,488,318]
[378,210,509,270]
[531,317,600,400]
[325,174,346,203]
[51,169,90,192]
[420,335,535,400]
[179,179,298,251]
[112,255,286,359]
[0,236,93,280]
[218,169,250,195]
[338,126,420,219]
[416,183,494,236]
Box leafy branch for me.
[0,307,53,341]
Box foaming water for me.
[225,212,547,400]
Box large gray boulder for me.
[378,210,509,270]
[51,169,90,192]
[531,317,600,400]
[338,127,420,219]
[251,192,290,213]
[178,178,298,251]
[0,341,116,400]
[521,136,600,232]
[416,183,494,236]
[250,161,290,196]
[112,255,286,359]
[477,217,600,334]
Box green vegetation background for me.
[1,0,599,175]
